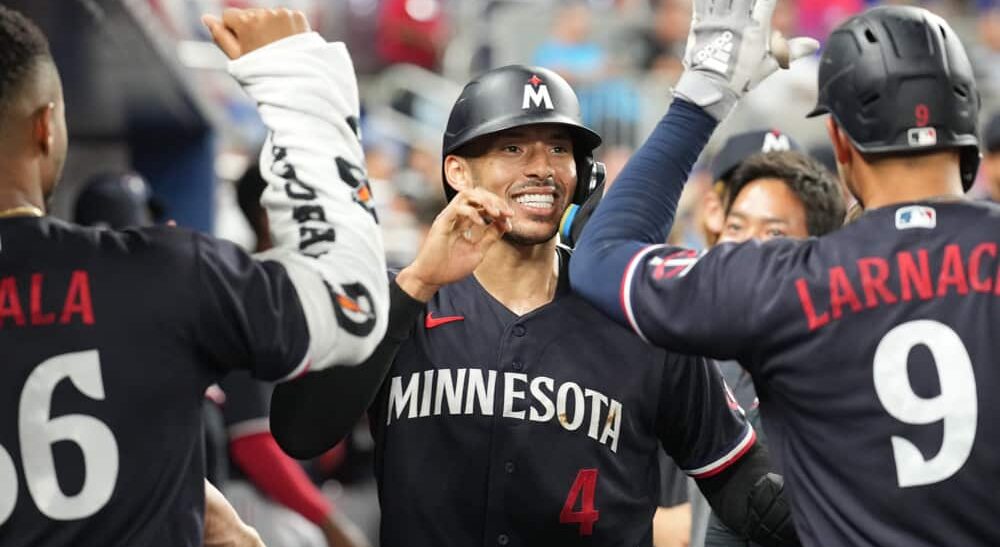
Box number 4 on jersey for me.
[560,468,599,536]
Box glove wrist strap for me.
[673,70,739,122]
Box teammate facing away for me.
[572,3,1000,546]
[272,63,803,546]
[0,7,389,546]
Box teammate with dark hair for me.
[272,61,807,546]
[572,2,999,545]
[722,151,844,241]
[0,6,388,546]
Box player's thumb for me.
[770,32,819,69]
[787,37,820,64]
[202,15,241,60]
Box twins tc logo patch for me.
[326,281,377,337]
[895,205,936,230]
[649,249,703,280]
[523,75,554,110]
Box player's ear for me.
[700,183,726,244]
[826,118,853,167]
[32,102,56,156]
[444,155,472,193]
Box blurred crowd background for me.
[8,0,1000,545]
[15,0,1000,264]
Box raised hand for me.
[396,189,514,302]
[202,7,311,60]
[674,0,820,120]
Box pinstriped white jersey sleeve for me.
[228,33,388,372]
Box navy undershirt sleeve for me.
[569,99,717,323]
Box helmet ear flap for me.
[574,156,605,205]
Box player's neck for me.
[855,155,964,210]
[0,172,47,217]
[474,237,560,316]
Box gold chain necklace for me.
[0,206,44,219]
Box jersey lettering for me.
[0,271,94,328]
[794,243,1000,331]
[386,368,624,452]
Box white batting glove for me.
[674,0,820,121]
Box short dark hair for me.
[726,151,846,237]
[0,6,51,110]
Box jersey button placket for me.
[505,461,516,474]
[497,534,510,545]
[512,324,526,337]
[511,359,522,371]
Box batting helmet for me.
[441,65,604,204]
[74,172,161,229]
[807,6,981,190]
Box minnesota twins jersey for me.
[369,249,755,547]
[0,218,309,547]
[619,201,1000,546]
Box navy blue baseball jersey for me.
[617,201,1000,546]
[0,32,389,547]
[369,248,755,547]
[572,98,1000,546]
[0,218,310,547]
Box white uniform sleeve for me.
[228,33,388,371]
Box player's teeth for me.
[515,194,554,209]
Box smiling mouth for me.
[514,193,556,211]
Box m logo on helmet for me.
[523,75,554,110]
[762,132,792,152]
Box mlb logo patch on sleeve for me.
[895,205,936,230]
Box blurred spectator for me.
[972,1,1000,104]
[534,0,640,147]
[376,0,449,71]
[394,146,447,230]
[982,111,1000,202]
[365,145,424,269]
[797,0,863,39]
[533,0,608,85]
[636,0,690,80]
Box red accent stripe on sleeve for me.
[685,426,758,479]
[619,244,667,343]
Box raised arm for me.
[204,9,388,374]
[570,0,816,353]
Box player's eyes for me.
[502,145,521,153]
[724,223,743,233]
[551,145,570,154]
[766,229,787,238]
